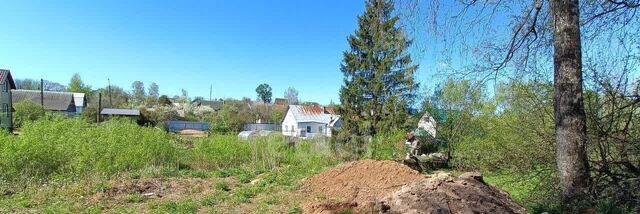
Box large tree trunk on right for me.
[550,0,591,206]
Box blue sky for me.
[0,0,440,104]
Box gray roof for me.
[0,70,16,89]
[12,89,76,111]
[100,108,140,116]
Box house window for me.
[318,126,323,133]
[306,126,311,133]
[2,104,8,113]
[0,83,5,92]
[284,125,288,132]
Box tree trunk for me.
[550,0,591,206]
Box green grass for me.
[215,181,231,192]
[0,117,341,213]
[201,192,228,206]
[124,193,146,203]
[0,117,177,185]
[151,200,198,214]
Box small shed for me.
[100,108,141,117]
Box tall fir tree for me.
[337,0,418,150]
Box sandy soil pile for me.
[302,160,526,214]
[301,160,424,213]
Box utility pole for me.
[40,79,44,108]
[97,93,102,123]
[210,84,212,101]
[108,78,112,107]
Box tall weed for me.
[0,117,177,184]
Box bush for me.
[0,117,177,184]
[366,131,407,160]
[12,100,46,128]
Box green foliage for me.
[67,73,92,95]
[232,186,259,204]
[215,181,231,192]
[12,100,46,128]
[205,100,254,134]
[255,83,273,103]
[366,131,407,160]
[0,117,177,184]
[124,193,146,203]
[130,81,146,106]
[158,95,172,106]
[140,106,178,127]
[201,192,228,206]
[90,85,131,109]
[151,200,198,214]
[337,0,418,149]
[189,135,253,169]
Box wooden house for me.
[12,90,76,116]
[0,70,16,132]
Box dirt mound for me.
[374,172,527,214]
[301,160,526,214]
[302,160,424,213]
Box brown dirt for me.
[301,160,424,213]
[95,177,221,212]
[301,160,526,214]
[374,172,527,214]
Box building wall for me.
[297,122,329,138]
[282,110,297,137]
[0,82,12,131]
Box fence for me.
[166,121,210,132]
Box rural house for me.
[12,90,77,116]
[0,70,16,132]
[282,105,341,138]
[72,93,86,114]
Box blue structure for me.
[166,121,209,132]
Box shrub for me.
[0,117,177,184]
[12,100,46,128]
[366,131,407,160]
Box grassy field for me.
[0,117,340,213]
[0,117,604,213]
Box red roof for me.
[274,98,289,106]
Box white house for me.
[282,105,341,138]
[418,112,437,138]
